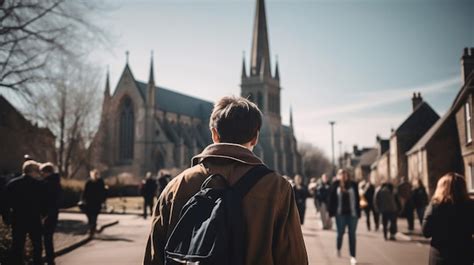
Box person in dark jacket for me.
[397,176,415,232]
[82,169,107,236]
[359,179,379,231]
[422,173,474,265]
[3,161,46,265]
[412,178,428,226]
[40,162,62,265]
[316,174,332,229]
[328,169,360,265]
[141,172,158,219]
[374,181,398,240]
[293,174,309,224]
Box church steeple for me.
[241,52,247,79]
[250,0,271,77]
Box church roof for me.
[135,81,214,120]
[250,0,272,77]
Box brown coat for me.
[143,143,308,265]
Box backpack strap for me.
[232,164,273,197]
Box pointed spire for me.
[250,0,271,77]
[241,51,247,79]
[125,50,130,65]
[104,66,110,96]
[290,106,294,130]
[149,50,155,85]
[274,55,280,80]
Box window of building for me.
[257,92,263,110]
[119,97,134,161]
[465,102,472,143]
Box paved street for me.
[57,200,429,265]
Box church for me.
[91,0,302,178]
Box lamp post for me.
[329,121,336,177]
[338,140,342,168]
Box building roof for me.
[135,81,214,120]
[406,110,453,155]
[250,0,271,77]
[392,101,440,136]
[357,148,378,167]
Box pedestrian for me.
[82,169,107,236]
[316,174,332,230]
[294,174,309,224]
[359,179,379,231]
[141,172,157,219]
[412,178,428,226]
[397,176,415,233]
[2,160,45,265]
[143,96,308,265]
[156,172,171,198]
[328,169,360,265]
[374,181,398,240]
[422,173,474,265]
[308,177,318,211]
[40,162,62,265]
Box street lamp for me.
[338,140,342,168]
[329,121,336,177]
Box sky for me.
[87,0,474,157]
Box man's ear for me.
[250,131,259,147]
[211,127,220,143]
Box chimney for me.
[412,92,423,111]
[461,47,474,84]
[353,145,359,156]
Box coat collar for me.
[192,143,263,166]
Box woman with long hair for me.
[422,173,474,265]
[293,174,310,224]
[328,169,361,265]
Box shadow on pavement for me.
[94,235,134,243]
[56,219,89,235]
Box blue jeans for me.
[335,215,358,257]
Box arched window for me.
[257,91,263,110]
[119,97,134,161]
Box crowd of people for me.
[289,168,473,265]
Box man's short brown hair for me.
[22,160,40,175]
[40,162,55,174]
[209,96,262,144]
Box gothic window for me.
[119,97,134,161]
[257,92,263,110]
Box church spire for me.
[147,50,156,108]
[250,0,271,77]
[274,55,280,80]
[104,66,110,97]
[241,51,247,79]
[149,50,155,86]
[290,106,294,130]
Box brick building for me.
[389,94,440,180]
[0,95,56,175]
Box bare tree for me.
[0,0,107,95]
[31,58,102,178]
[298,142,332,179]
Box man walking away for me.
[316,174,332,230]
[40,162,62,265]
[143,96,308,265]
[412,178,428,226]
[3,161,46,265]
[82,169,107,236]
[397,176,415,233]
[374,181,398,240]
[141,172,157,219]
[359,179,379,231]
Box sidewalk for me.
[302,200,429,265]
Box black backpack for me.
[164,165,272,265]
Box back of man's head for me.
[40,162,55,175]
[23,160,40,175]
[209,96,262,144]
